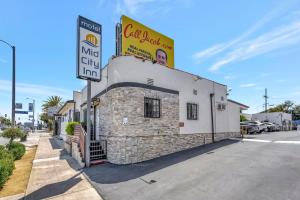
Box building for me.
[55,91,81,140]
[64,55,248,165]
[252,112,292,130]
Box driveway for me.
[84,131,300,200]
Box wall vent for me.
[193,89,197,95]
[147,78,154,86]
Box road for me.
[84,131,300,200]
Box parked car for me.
[240,122,260,134]
[245,121,268,133]
[262,122,277,132]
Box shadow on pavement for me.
[84,139,238,184]
[23,173,82,200]
[49,137,62,149]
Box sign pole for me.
[12,46,16,127]
[86,80,91,167]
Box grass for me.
[0,146,37,197]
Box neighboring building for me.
[252,112,292,130]
[72,55,248,164]
[55,91,82,140]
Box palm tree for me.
[41,96,63,131]
[42,96,63,112]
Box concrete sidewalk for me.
[24,134,102,200]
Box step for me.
[90,159,106,166]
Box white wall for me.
[252,112,292,125]
[228,101,241,132]
[79,56,242,134]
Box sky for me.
[1,0,300,123]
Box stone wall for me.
[102,132,239,164]
[95,86,240,164]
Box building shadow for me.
[84,139,238,184]
[23,173,82,200]
[49,137,62,149]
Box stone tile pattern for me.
[96,87,239,164]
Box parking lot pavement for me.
[84,131,300,200]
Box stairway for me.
[90,140,107,165]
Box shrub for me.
[1,128,25,149]
[7,142,26,160]
[0,145,15,188]
[65,122,80,135]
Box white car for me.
[246,121,268,133]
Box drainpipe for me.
[210,93,215,143]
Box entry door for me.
[95,106,100,140]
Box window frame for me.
[187,103,198,120]
[144,97,161,118]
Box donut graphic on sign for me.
[82,34,98,47]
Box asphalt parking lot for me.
[84,131,300,200]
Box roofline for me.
[57,100,75,114]
[228,99,249,109]
[110,55,227,87]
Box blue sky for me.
[1,0,300,123]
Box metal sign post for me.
[86,80,91,167]
[77,16,102,167]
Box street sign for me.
[15,103,22,109]
[15,111,28,114]
[77,16,102,81]
[47,106,59,117]
[28,103,33,112]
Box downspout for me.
[210,93,215,143]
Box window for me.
[217,103,226,111]
[187,103,198,120]
[144,97,160,118]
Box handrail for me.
[74,124,86,162]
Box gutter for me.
[210,93,215,143]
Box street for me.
[85,131,300,200]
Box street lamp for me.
[26,97,35,132]
[0,39,16,127]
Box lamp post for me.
[26,98,35,132]
[0,39,16,127]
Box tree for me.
[0,117,11,126]
[42,96,63,112]
[268,100,295,113]
[240,115,248,122]
[1,128,25,149]
[41,96,63,131]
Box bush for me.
[0,145,15,188]
[7,142,26,160]
[1,128,25,149]
[65,122,80,135]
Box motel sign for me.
[77,16,102,81]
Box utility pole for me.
[0,40,16,127]
[263,88,268,113]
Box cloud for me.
[224,75,236,80]
[0,80,72,99]
[193,3,289,63]
[114,0,181,16]
[209,20,300,71]
[240,83,257,88]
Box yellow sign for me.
[121,15,174,68]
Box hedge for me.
[7,142,26,160]
[0,145,15,188]
[65,121,80,135]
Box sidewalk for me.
[23,134,102,200]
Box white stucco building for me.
[252,112,292,130]
[57,55,248,164]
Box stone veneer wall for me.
[96,86,240,164]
